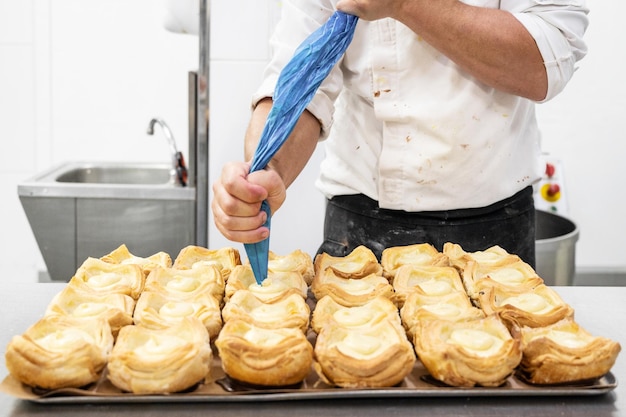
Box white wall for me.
[0,0,623,284]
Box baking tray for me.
[0,356,617,404]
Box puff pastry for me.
[413,314,522,387]
[519,317,621,385]
[107,318,212,394]
[400,291,484,338]
[478,284,574,328]
[45,285,134,337]
[133,290,223,339]
[221,290,310,332]
[225,265,308,303]
[313,319,415,388]
[310,268,394,307]
[69,257,145,299]
[461,259,544,304]
[443,242,520,272]
[5,316,113,390]
[215,319,313,386]
[100,244,172,277]
[391,264,465,307]
[314,245,382,279]
[144,264,225,304]
[268,249,315,285]
[173,245,241,280]
[311,295,400,334]
[381,243,449,280]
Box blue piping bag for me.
[244,11,358,284]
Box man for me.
[211,0,589,266]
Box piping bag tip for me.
[244,200,271,285]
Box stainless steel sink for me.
[18,161,197,281]
[55,164,172,185]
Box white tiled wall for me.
[1,0,624,284]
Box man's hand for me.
[211,161,286,244]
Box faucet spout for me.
[146,117,188,186]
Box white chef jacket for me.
[253,0,589,212]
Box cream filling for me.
[249,278,289,295]
[243,327,286,346]
[250,302,293,321]
[448,328,505,357]
[86,272,123,289]
[37,329,93,352]
[421,303,463,319]
[487,268,526,285]
[166,277,201,293]
[338,278,375,295]
[501,293,553,314]
[72,302,109,318]
[336,332,384,359]
[159,301,195,319]
[416,279,453,296]
[397,252,431,265]
[134,334,185,358]
[545,329,589,349]
[332,307,375,327]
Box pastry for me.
[314,245,382,279]
[68,257,144,299]
[477,284,574,328]
[215,319,313,386]
[133,290,223,339]
[310,268,394,307]
[107,318,212,394]
[313,318,415,388]
[400,290,484,338]
[45,285,134,337]
[391,264,465,307]
[381,243,449,280]
[5,315,113,390]
[443,242,520,272]
[461,259,544,304]
[519,317,621,385]
[144,264,225,304]
[173,245,241,280]
[413,314,522,387]
[100,244,172,277]
[268,249,315,285]
[311,295,400,334]
[225,265,308,303]
[221,290,310,332]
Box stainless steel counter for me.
[0,282,623,417]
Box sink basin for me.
[18,161,197,281]
[56,165,172,185]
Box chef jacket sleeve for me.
[501,0,590,102]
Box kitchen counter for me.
[0,282,623,417]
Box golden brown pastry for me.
[215,319,313,386]
[133,290,223,339]
[310,268,394,307]
[314,245,382,279]
[478,284,574,328]
[391,264,465,307]
[413,314,522,387]
[311,295,400,334]
[313,319,415,388]
[268,249,315,285]
[68,257,144,299]
[443,242,520,272]
[45,285,134,337]
[144,264,225,305]
[5,316,113,390]
[518,317,621,385]
[224,265,308,303]
[461,259,544,304]
[400,290,484,338]
[100,244,172,277]
[173,245,241,280]
[107,318,212,394]
[381,243,449,280]
[221,290,310,332]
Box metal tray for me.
[1,357,617,404]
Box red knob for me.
[545,163,556,178]
[547,183,560,197]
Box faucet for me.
[146,117,188,186]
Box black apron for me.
[317,186,536,268]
